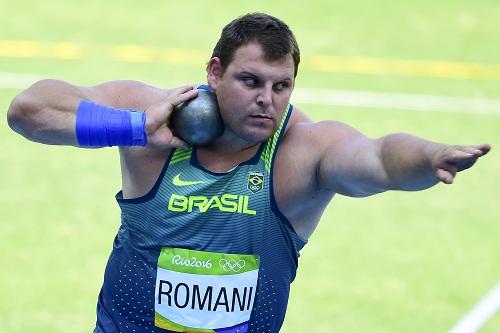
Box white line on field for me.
[0,72,43,89]
[1,72,499,116]
[292,88,500,115]
[448,283,500,333]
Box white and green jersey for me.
[94,104,307,333]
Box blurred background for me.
[0,0,499,332]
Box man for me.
[7,12,490,333]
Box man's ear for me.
[207,57,223,91]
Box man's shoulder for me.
[85,80,170,109]
[284,108,352,146]
[279,112,366,168]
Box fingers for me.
[165,85,199,108]
[455,144,491,157]
[445,144,490,172]
[169,136,189,149]
[457,145,484,156]
[435,167,455,184]
[145,85,198,127]
[447,148,475,161]
[433,143,491,183]
[443,149,476,174]
[473,143,491,156]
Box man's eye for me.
[274,82,289,92]
[242,78,258,86]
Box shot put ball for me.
[171,90,224,145]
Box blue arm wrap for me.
[76,100,147,147]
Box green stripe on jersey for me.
[171,147,192,165]
[261,104,291,173]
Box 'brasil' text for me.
[168,194,256,215]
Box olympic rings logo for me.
[219,258,246,272]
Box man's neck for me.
[196,137,262,173]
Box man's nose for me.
[256,85,272,108]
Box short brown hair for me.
[211,13,300,77]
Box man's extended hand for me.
[432,144,491,184]
[144,85,198,150]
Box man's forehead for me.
[230,43,295,79]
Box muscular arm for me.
[8,79,199,199]
[315,121,490,197]
[7,79,89,145]
[275,114,490,240]
[7,79,197,148]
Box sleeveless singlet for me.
[94,104,307,333]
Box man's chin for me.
[243,129,276,144]
[215,125,276,148]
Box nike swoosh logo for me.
[172,173,206,186]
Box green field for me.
[1,1,499,332]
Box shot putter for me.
[171,87,224,145]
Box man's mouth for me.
[250,114,272,119]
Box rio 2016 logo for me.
[171,254,212,269]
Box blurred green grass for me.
[0,0,499,332]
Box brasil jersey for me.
[94,104,307,333]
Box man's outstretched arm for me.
[313,121,490,197]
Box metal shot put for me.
[171,88,224,145]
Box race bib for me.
[154,247,260,333]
